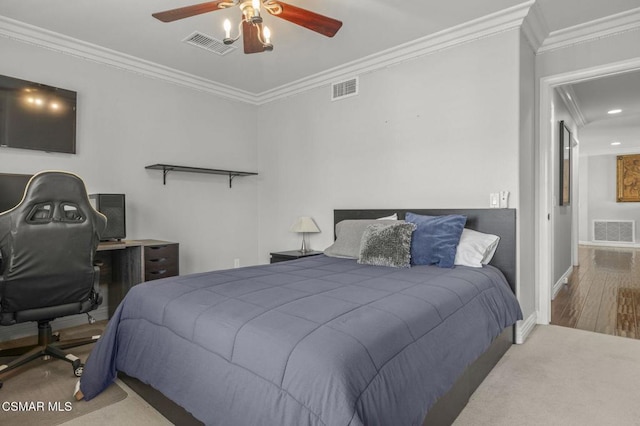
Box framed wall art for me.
[617,154,640,202]
[559,120,571,206]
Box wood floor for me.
[552,245,640,339]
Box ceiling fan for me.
[152,0,343,54]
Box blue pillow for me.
[405,212,467,268]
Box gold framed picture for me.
[617,154,640,202]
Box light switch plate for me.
[489,193,499,208]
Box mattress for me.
[80,255,522,425]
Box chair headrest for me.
[0,170,106,233]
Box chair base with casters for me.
[0,316,101,389]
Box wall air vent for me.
[593,220,635,243]
[182,31,236,56]
[331,77,359,101]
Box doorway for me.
[537,58,640,326]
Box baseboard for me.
[515,311,537,344]
[552,266,573,300]
[0,306,108,343]
[579,240,640,249]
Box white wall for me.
[578,152,590,242]
[580,155,640,243]
[0,36,260,274]
[518,30,536,323]
[256,29,524,288]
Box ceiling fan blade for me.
[152,1,225,23]
[269,1,342,37]
[243,21,266,54]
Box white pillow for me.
[454,228,500,268]
[376,213,398,220]
[324,219,398,259]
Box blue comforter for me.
[80,255,521,425]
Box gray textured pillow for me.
[357,222,416,268]
[324,219,398,259]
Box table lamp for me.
[290,216,320,253]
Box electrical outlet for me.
[233,258,240,268]
[489,193,499,208]
[499,191,510,208]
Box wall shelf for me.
[145,164,258,188]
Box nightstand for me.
[270,250,324,264]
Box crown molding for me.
[538,7,640,54]
[521,1,549,52]
[0,15,257,104]
[557,85,587,127]
[0,2,534,106]
[255,1,534,104]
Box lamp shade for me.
[290,217,320,233]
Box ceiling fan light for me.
[263,26,271,43]
[251,0,262,21]
[152,0,341,55]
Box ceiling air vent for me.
[182,31,236,56]
[331,77,359,101]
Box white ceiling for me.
[1,0,638,95]
[560,71,640,157]
[0,0,526,94]
[538,0,640,31]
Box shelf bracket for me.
[229,174,238,188]
[162,168,171,185]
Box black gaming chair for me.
[0,171,107,389]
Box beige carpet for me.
[0,324,127,426]
[454,325,640,425]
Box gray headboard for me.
[334,209,516,293]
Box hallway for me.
[552,245,640,339]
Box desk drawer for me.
[144,243,179,282]
[145,267,178,281]
[144,244,178,260]
[145,257,178,272]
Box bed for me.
[79,208,522,425]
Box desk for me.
[96,239,179,317]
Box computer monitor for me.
[0,173,32,213]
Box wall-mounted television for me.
[0,173,32,213]
[0,74,77,154]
